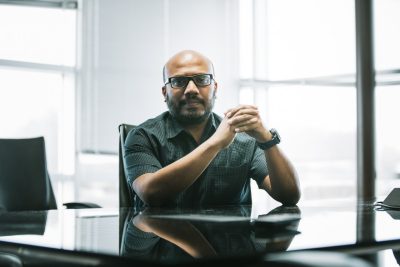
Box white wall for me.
[79,0,239,153]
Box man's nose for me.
[184,80,199,95]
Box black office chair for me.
[0,137,100,212]
[118,124,136,208]
[118,124,136,254]
[119,123,150,255]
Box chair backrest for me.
[0,137,57,212]
[118,124,136,208]
[118,124,138,254]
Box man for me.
[124,50,300,208]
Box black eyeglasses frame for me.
[164,74,214,89]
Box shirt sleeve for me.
[249,144,269,187]
[123,128,162,187]
[121,219,160,257]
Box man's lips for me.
[180,99,203,107]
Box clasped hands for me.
[211,105,272,149]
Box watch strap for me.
[257,128,280,150]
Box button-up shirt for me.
[123,111,268,208]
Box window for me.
[0,4,77,175]
[240,0,400,204]
[239,0,357,204]
[374,0,400,196]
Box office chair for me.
[118,124,140,208]
[0,137,100,212]
[119,123,147,254]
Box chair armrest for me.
[63,202,101,209]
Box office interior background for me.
[0,0,400,211]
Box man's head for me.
[162,50,218,126]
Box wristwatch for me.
[257,128,281,150]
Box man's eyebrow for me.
[171,73,209,77]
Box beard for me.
[166,94,215,126]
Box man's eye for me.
[195,76,210,85]
[172,78,187,87]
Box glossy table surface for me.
[1,200,400,266]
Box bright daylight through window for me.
[239,0,400,204]
[0,4,76,176]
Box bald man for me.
[123,50,300,208]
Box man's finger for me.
[228,114,256,125]
[231,117,259,129]
[234,123,258,133]
[225,105,258,118]
[231,108,259,118]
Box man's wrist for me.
[205,136,225,151]
[256,128,281,150]
[256,129,273,143]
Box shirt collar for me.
[165,112,218,140]
[165,113,185,139]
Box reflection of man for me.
[124,50,300,208]
[120,206,300,262]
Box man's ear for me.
[162,86,167,102]
[213,81,218,94]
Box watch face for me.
[257,129,280,150]
[270,128,280,143]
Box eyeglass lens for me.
[170,74,212,88]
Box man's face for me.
[163,56,217,126]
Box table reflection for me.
[380,209,400,265]
[0,211,47,236]
[120,205,300,264]
[1,202,400,266]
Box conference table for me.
[0,200,400,266]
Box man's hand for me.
[225,105,301,205]
[225,105,271,142]
[209,115,236,149]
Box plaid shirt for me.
[123,111,268,208]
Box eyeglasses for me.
[165,74,214,89]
